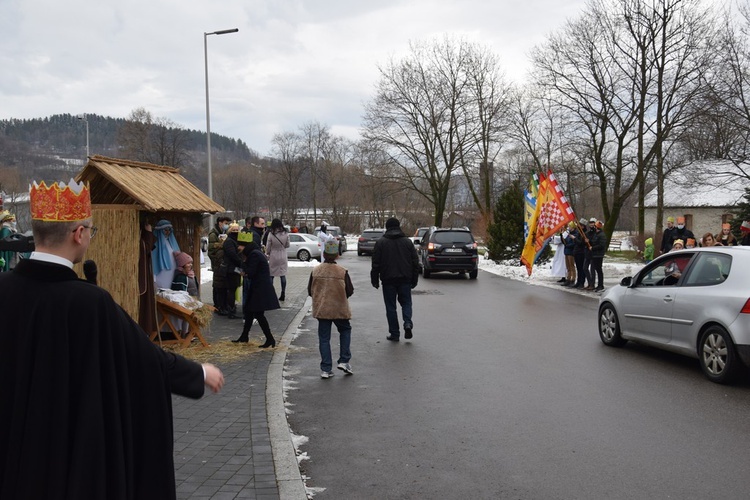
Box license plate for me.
[444,248,462,253]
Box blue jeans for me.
[382,283,413,337]
[318,319,352,372]
[271,275,286,294]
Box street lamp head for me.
[207,28,239,36]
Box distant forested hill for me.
[0,113,258,191]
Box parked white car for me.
[598,246,750,384]
[288,233,321,262]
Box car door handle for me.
[663,295,673,302]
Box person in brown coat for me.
[308,239,354,379]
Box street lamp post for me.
[204,27,239,227]
[77,114,89,163]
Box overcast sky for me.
[0,0,587,156]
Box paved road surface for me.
[284,253,750,499]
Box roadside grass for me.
[606,249,642,263]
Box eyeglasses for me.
[72,225,98,238]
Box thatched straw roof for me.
[76,155,225,213]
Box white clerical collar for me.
[29,252,74,269]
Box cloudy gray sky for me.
[0,0,586,156]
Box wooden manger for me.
[154,296,214,348]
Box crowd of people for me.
[551,215,750,293]
[658,217,750,253]
[551,217,607,292]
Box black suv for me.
[357,228,385,256]
[419,227,478,279]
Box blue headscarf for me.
[152,219,181,276]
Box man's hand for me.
[203,363,225,393]
[371,280,379,289]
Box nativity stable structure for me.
[73,155,224,328]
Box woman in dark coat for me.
[232,240,280,347]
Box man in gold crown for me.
[0,179,225,500]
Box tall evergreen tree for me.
[487,180,525,261]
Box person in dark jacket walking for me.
[587,220,607,291]
[371,217,420,341]
[232,238,280,347]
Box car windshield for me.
[433,231,473,244]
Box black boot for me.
[279,292,285,302]
[259,334,276,348]
[232,326,249,343]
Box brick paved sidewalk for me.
[170,265,311,500]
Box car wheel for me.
[469,269,478,279]
[598,303,626,347]
[699,326,740,384]
[298,249,311,262]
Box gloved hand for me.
[371,280,379,289]
[411,280,418,289]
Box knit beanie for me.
[174,251,193,268]
[386,217,400,230]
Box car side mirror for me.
[620,276,632,287]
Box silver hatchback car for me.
[598,246,750,384]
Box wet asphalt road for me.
[284,253,750,499]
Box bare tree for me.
[117,107,189,168]
[319,136,357,222]
[363,36,505,226]
[460,46,513,222]
[299,121,330,226]
[213,163,260,219]
[701,1,750,177]
[530,0,717,241]
[269,131,307,221]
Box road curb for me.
[267,296,312,499]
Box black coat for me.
[0,259,204,500]
[242,247,281,312]
[222,237,242,272]
[371,227,420,286]
[589,229,607,258]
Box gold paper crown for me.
[30,180,92,222]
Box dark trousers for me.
[575,253,586,286]
[590,256,604,288]
[213,286,227,312]
[382,283,413,337]
[239,310,273,341]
